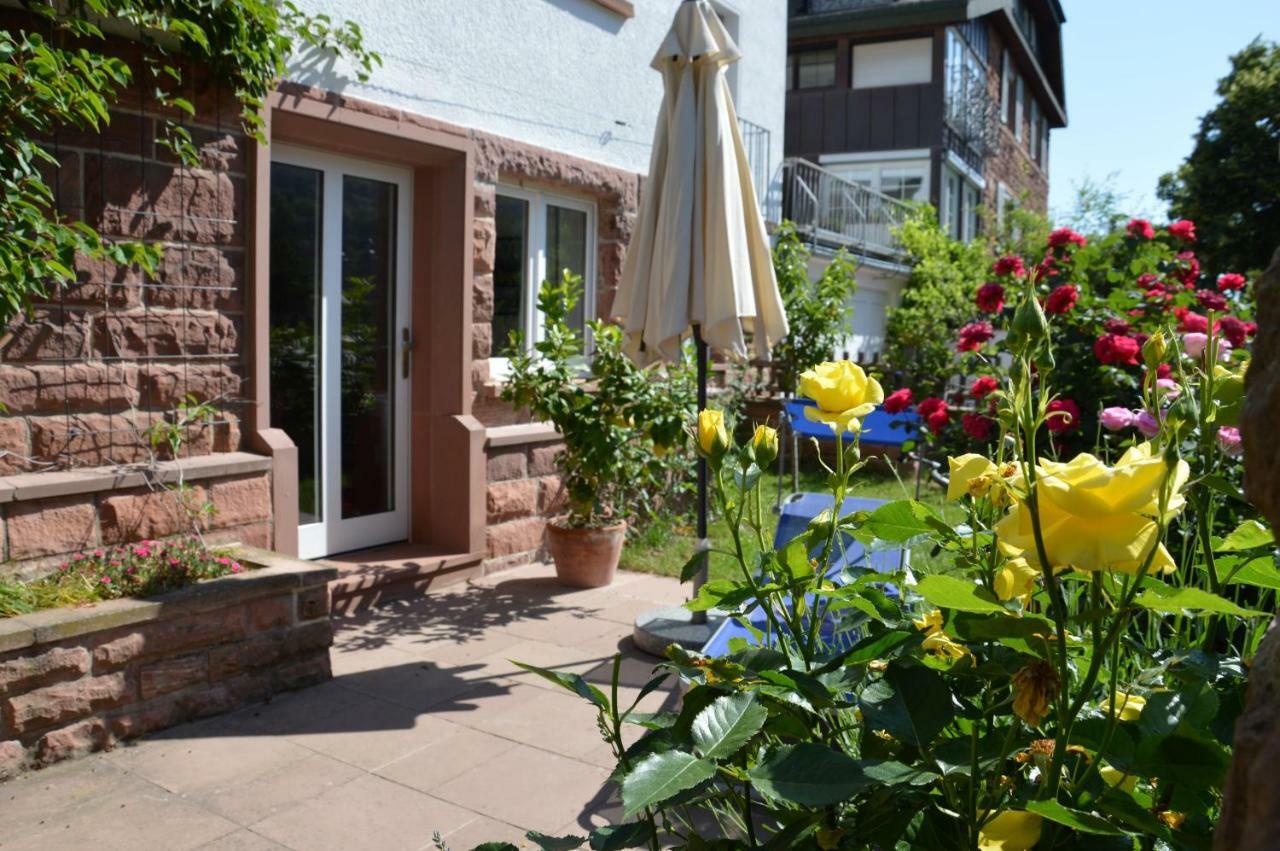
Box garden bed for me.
[0,545,335,779]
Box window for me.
[1014,75,1025,142]
[791,48,837,89]
[1029,99,1041,164]
[1039,115,1050,168]
[941,165,982,243]
[1000,52,1012,123]
[851,38,932,89]
[880,168,926,202]
[492,187,595,371]
[996,183,1013,231]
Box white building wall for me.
[286,0,786,183]
[806,255,908,366]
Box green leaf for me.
[859,664,954,746]
[1138,684,1219,739]
[951,612,1055,659]
[525,832,586,850]
[916,574,1006,613]
[679,549,707,583]
[1219,519,1275,552]
[1024,800,1124,835]
[864,500,941,543]
[1219,556,1280,590]
[1135,734,1228,790]
[840,629,916,666]
[512,661,610,709]
[748,744,874,806]
[691,692,768,760]
[685,579,756,612]
[588,822,655,850]
[1134,585,1266,617]
[472,844,520,850]
[621,751,716,816]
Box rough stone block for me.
[248,595,293,632]
[85,157,244,245]
[139,655,208,699]
[295,585,330,622]
[91,309,239,359]
[473,217,495,275]
[271,652,331,692]
[486,516,546,558]
[487,478,538,523]
[0,363,140,415]
[529,444,565,477]
[5,495,98,561]
[6,672,130,733]
[472,322,492,360]
[94,608,244,667]
[100,485,207,544]
[139,363,242,409]
[28,412,150,467]
[93,633,145,672]
[536,475,567,516]
[1,307,92,361]
[146,246,244,311]
[207,473,271,528]
[0,418,31,476]
[35,717,113,765]
[0,739,27,779]
[486,448,527,482]
[0,646,90,696]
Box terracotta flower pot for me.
[546,519,626,588]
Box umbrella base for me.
[632,606,726,658]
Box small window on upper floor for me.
[1000,52,1013,124]
[1014,75,1026,143]
[790,47,837,90]
[851,38,932,89]
[1029,99,1041,164]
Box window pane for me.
[340,175,397,520]
[852,38,932,89]
[881,170,924,202]
[269,163,323,525]
[494,195,529,354]
[795,49,836,89]
[545,204,589,333]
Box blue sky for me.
[1048,0,1278,222]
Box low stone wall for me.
[483,426,566,571]
[0,546,334,778]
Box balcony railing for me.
[737,116,771,209]
[775,158,911,261]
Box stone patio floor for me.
[0,564,687,850]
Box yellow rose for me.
[995,443,1189,574]
[995,557,1038,603]
[751,424,779,467]
[947,454,997,502]
[696,409,730,458]
[922,631,971,661]
[978,811,1042,851]
[799,360,884,433]
[1102,691,1146,722]
[912,609,943,635]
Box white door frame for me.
[272,144,413,559]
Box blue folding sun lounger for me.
[782,399,921,449]
[701,493,912,658]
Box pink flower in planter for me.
[1218,426,1243,458]
[1099,407,1134,431]
[1134,410,1160,438]
[231,563,244,574]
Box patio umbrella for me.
[617,0,788,653]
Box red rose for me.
[1094,334,1141,366]
[1196,290,1228,312]
[993,255,1026,277]
[1175,251,1200,288]
[1136,273,1162,290]
[883,387,914,414]
[1176,308,1209,334]
[1127,218,1155,240]
[1156,363,1172,379]
[975,282,1006,313]
[970,376,999,399]
[1217,273,1246,292]
[1246,322,1258,337]
[1047,227,1087,249]
[1043,284,1079,315]
[956,321,995,353]
[1103,317,1132,335]
[926,408,951,435]
[917,396,946,419]
[1168,219,1197,242]
[1218,316,1248,348]
[1046,398,1081,433]
[962,413,997,442]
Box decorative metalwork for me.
[775,158,911,261]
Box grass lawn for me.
[621,457,964,584]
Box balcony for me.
[774,157,911,262]
[737,116,772,209]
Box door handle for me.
[401,327,414,379]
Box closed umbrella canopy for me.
[613,0,788,365]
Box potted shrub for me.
[501,271,689,587]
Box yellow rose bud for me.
[798,360,884,434]
[947,454,997,502]
[978,811,1042,851]
[1142,329,1168,367]
[1102,691,1146,722]
[995,557,1038,603]
[995,443,1189,574]
[696,409,730,459]
[751,424,779,467]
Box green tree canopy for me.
[1157,38,1280,277]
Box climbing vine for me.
[0,0,380,324]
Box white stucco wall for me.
[285,0,786,184]
[806,254,909,365]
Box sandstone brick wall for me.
[0,11,247,476]
[0,549,335,777]
[484,439,567,569]
[469,132,641,427]
[982,25,1049,216]
[1,465,273,568]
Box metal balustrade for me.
[774,157,911,261]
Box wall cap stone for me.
[485,423,561,448]
[0,452,272,505]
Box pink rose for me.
[1099,407,1134,431]
[1182,332,1208,358]
[1135,410,1160,438]
[1217,426,1243,458]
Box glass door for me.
[269,146,412,559]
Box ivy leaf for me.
[1025,800,1124,836]
[917,574,1006,613]
[691,692,768,760]
[1134,585,1266,617]
[621,751,715,817]
[859,664,954,746]
[1218,519,1275,552]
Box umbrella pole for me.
[692,326,709,626]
